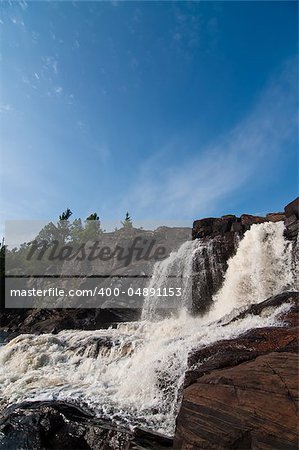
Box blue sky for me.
[0,1,298,233]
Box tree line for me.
[0,210,133,280]
[42,208,133,244]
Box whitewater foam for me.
[209,221,296,320]
[0,303,291,435]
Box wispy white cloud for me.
[122,59,297,220]
[77,120,86,131]
[19,1,28,11]
[11,16,25,27]
[54,86,63,95]
[67,93,75,105]
[0,103,13,113]
[42,56,58,75]
[73,39,80,50]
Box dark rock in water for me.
[284,197,299,241]
[229,291,299,327]
[191,233,239,314]
[174,291,299,450]
[0,307,141,339]
[131,427,173,449]
[185,291,299,387]
[0,401,173,450]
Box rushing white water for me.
[209,221,296,320]
[0,304,291,435]
[142,239,202,320]
[0,221,297,436]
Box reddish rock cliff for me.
[174,292,299,450]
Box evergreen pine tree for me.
[83,212,102,240]
[121,212,133,228]
[59,208,72,221]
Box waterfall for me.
[0,221,296,437]
[209,221,296,320]
[142,239,202,320]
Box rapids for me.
[0,222,297,436]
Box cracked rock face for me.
[174,292,299,450]
[175,352,298,450]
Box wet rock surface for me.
[0,401,173,450]
[191,233,239,314]
[0,307,142,340]
[174,291,299,450]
